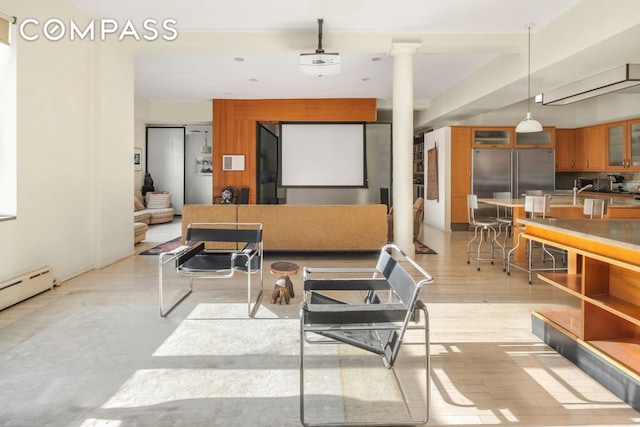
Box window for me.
[0,17,16,219]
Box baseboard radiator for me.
[0,266,54,311]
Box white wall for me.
[0,23,16,217]
[133,96,211,192]
[423,127,450,231]
[146,100,212,125]
[0,0,134,283]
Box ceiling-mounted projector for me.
[299,18,341,76]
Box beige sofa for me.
[181,204,387,251]
[134,222,149,244]
[133,191,175,244]
[134,191,175,225]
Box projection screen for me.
[279,123,366,187]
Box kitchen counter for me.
[555,194,640,208]
[478,196,640,257]
[480,195,640,209]
[574,190,640,200]
[518,218,640,259]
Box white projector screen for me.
[280,123,366,187]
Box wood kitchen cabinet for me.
[471,127,513,148]
[632,119,640,169]
[555,128,576,170]
[574,124,606,171]
[450,127,471,228]
[607,119,640,170]
[514,127,555,148]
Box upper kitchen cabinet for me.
[555,129,576,171]
[574,124,606,171]
[606,119,640,170]
[514,127,555,148]
[471,127,514,148]
[606,121,626,170]
[632,119,640,169]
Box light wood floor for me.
[1,218,639,426]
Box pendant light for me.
[200,130,212,154]
[516,24,543,133]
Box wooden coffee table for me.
[269,261,299,304]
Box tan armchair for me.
[387,196,425,242]
[413,197,425,239]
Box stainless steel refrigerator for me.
[471,148,555,213]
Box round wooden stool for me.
[269,261,299,304]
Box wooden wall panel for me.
[450,127,471,224]
[212,98,377,203]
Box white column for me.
[389,42,421,257]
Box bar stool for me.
[466,194,503,271]
[506,195,564,283]
[493,191,513,269]
[583,198,606,218]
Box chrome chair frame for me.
[466,194,504,271]
[492,191,513,269]
[299,244,434,426]
[583,198,606,218]
[506,196,566,283]
[158,222,263,317]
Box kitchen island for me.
[518,218,640,411]
[479,195,640,258]
[479,194,640,222]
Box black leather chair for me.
[299,243,434,426]
[158,222,263,317]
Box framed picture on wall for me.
[134,148,142,171]
[196,156,212,175]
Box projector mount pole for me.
[316,18,324,53]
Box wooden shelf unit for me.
[531,228,640,409]
[538,272,583,296]
[540,309,583,338]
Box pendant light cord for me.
[527,24,532,113]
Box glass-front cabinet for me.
[607,119,640,170]
[472,127,554,148]
[472,128,513,147]
[515,128,554,147]
[607,122,625,169]
[630,119,640,169]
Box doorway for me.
[256,123,279,204]
[146,127,185,215]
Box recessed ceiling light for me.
[249,78,258,82]
[233,57,245,62]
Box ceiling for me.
[65,0,640,129]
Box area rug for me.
[139,236,183,255]
[415,240,437,254]
[103,312,347,425]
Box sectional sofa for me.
[134,191,176,243]
[181,204,387,251]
